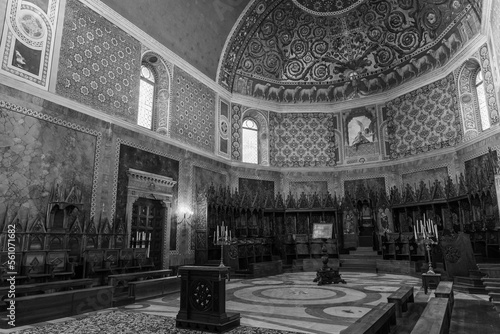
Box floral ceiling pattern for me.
[219,0,479,104]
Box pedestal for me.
[176,266,240,333]
[313,239,346,285]
[422,273,441,294]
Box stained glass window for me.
[476,70,490,131]
[242,118,258,164]
[138,65,155,129]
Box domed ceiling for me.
[218,0,480,103]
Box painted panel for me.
[0,0,60,89]
[170,67,216,152]
[344,177,385,197]
[56,0,141,122]
[289,181,328,196]
[402,167,448,189]
[193,166,227,197]
[238,178,274,200]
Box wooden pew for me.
[340,303,396,334]
[108,269,172,304]
[128,276,180,300]
[387,286,414,317]
[434,281,454,314]
[12,286,113,327]
[410,298,450,334]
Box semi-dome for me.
[218,0,479,103]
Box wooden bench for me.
[128,276,180,300]
[434,281,454,314]
[410,298,450,334]
[387,286,414,317]
[0,278,93,299]
[107,269,172,288]
[340,303,396,334]
[12,286,113,326]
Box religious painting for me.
[238,178,274,201]
[0,0,61,89]
[344,177,386,197]
[289,181,328,196]
[402,167,449,189]
[193,166,227,198]
[343,106,379,158]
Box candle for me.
[434,224,438,241]
[414,228,417,240]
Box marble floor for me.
[2,271,499,334]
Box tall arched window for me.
[242,118,259,164]
[476,70,491,131]
[138,64,156,129]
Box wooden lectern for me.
[176,265,240,333]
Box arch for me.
[241,109,269,166]
[457,58,482,140]
[140,51,172,134]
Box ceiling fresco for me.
[218,0,481,104]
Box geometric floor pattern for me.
[4,272,497,334]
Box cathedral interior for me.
[1,0,500,333]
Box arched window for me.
[138,64,156,129]
[242,118,259,164]
[475,70,490,131]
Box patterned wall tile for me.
[56,0,141,122]
[170,66,215,152]
[386,73,462,159]
[269,112,336,167]
[0,0,61,89]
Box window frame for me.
[137,63,157,130]
[242,117,259,164]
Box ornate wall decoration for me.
[239,178,275,201]
[479,44,499,125]
[491,1,500,87]
[231,103,242,161]
[344,177,386,197]
[0,0,60,89]
[457,59,480,140]
[218,99,230,157]
[0,99,100,223]
[269,112,336,167]
[219,0,478,104]
[170,67,215,153]
[386,73,462,159]
[56,0,141,122]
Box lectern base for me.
[314,267,346,285]
[176,312,240,333]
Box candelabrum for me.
[213,223,232,267]
[414,217,439,275]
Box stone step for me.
[453,283,488,295]
[454,276,485,287]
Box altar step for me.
[453,275,487,295]
[339,247,380,273]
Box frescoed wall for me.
[402,167,449,189]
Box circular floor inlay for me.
[251,280,283,285]
[261,287,337,300]
[123,304,147,309]
[233,285,367,305]
[363,286,399,292]
[324,306,371,318]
